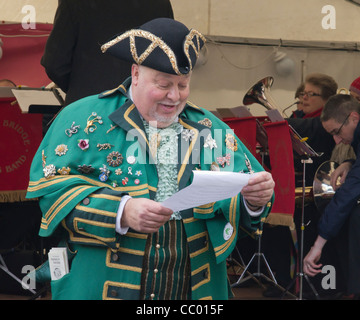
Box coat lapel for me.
[177,116,209,191]
[108,100,155,163]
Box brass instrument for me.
[243,76,280,111]
[337,88,350,94]
[294,186,313,207]
[313,161,339,212]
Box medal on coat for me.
[217,153,231,168]
[77,164,94,174]
[204,134,217,149]
[107,151,123,167]
[198,118,212,128]
[84,112,103,134]
[55,144,68,156]
[225,133,238,152]
[99,164,110,181]
[65,121,80,137]
[244,153,254,173]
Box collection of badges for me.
[41,113,252,186]
[41,111,143,187]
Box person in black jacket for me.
[262,73,338,298]
[41,0,173,106]
[304,94,360,297]
[287,73,338,186]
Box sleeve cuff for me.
[116,195,132,235]
[243,199,264,217]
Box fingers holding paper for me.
[122,198,173,233]
[241,171,275,208]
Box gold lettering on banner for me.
[2,119,33,174]
[5,155,27,173]
[2,120,31,146]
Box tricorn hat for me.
[101,18,206,75]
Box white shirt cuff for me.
[243,199,264,217]
[116,195,132,235]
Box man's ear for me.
[350,111,360,121]
[131,64,139,85]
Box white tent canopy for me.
[0,0,56,24]
[1,0,360,113]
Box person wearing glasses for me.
[287,73,338,184]
[288,83,305,118]
[263,73,338,298]
[297,73,337,118]
[304,94,360,298]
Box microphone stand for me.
[282,101,300,118]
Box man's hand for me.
[241,171,275,208]
[330,161,352,190]
[121,198,173,233]
[303,235,327,276]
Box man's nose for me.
[167,86,180,101]
[333,135,342,144]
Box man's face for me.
[131,64,191,128]
[322,112,359,145]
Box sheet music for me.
[288,124,322,157]
[11,87,61,112]
[265,109,321,157]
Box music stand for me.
[225,110,295,298]
[230,220,279,287]
[0,253,36,295]
[227,243,264,288]
[222,108,275,288]
[264,110,322,299]
[279,125,323,300]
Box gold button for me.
[156,244,160,249]
[154,269,158,274]
[150,293,155,299]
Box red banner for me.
[263,120,295,227]
[0,98,42,201]
[0,22,52,87]
[0,23,52,201]
[225,116,294,226]
[223,117,258,157]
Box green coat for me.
[27,78,273,300]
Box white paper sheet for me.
[161,170,252,212]
[11,88,61,112]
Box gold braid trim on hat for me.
[101,29,181,75]
[183,29,206,70]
